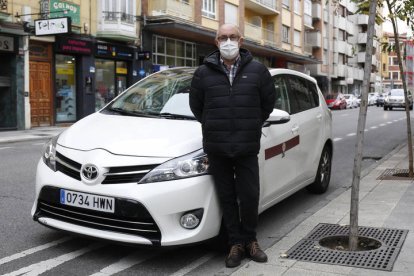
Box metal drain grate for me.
[284,223,408,271]
[377,169,414,180]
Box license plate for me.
[60,189,115,213]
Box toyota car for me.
[32,68,333,246]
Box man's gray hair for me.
[216,23,242,38]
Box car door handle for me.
[291,126,299,133]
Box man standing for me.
[189,24,276,268]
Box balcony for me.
[357,14,369,25]
[347,66,354,79]
[324,9,328,23]
[347,1,357,13]
[97,12,137,41]
[358,52,377,65]
[307,31,322,48]
[347,43,354,57]
[338,63,346,77]
[338,16,346,31]
[346,19,354,36]
[245,0,279,14]
[304,14,313,29]
[312,2,322,21]
[244,22,263,42]
[358,32,367,44]
[304,43,313,55]
[262,27,280,48]
[370,73,376,83]
[337,40,347,54]
[324,37,329,50]
[149,0,193,21]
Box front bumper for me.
[31,148,221,246]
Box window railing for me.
[251,0,277,10]
[102,11,135,24]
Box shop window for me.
[95,59,115,111]
[55,55,76,122]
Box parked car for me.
[32,68,333,246]
[376,94,385,107]
[343,94,358,109]
[384,89,413,110]
[325,94,347,110]
[368,93,377,106]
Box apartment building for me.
[306,0,381,96]
[0,0,143,130]
[141,0,318,72]
[382,32,409,92]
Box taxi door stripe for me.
[265,135,300,160]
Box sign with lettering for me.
[56,37,92,55]
[95,43,134,60]
[35,17,70,36]
[49,0,80,25]
[0,35,15,53]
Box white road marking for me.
[393,120,399,122]
[0,237,72,265]
[333,138,342,142]
[346,133,356,137]
[379,123,386,127]
[370,126,378,129]
[364,129,369,132]
[387,121,393,124]
[89,251,157,276]
[0,147,12,151]
[3,242,103,276]
[169,253,215,276]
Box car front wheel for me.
[306,145,332,194]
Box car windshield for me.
[104,68,196,119]
[390,90,404,96]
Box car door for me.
[286,75,325,182]
[259,74,301,210]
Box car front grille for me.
[34,186,161,245]
[55,151,159,184]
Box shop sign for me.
[56,37,92,55]
[49,0,80,25]
[116,67,128,74]
[95,43,134,60]
[0,35,15,53]
[35,17,71,36]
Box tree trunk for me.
[385,0,414,177]
[349,0,377,251]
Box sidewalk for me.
[232,144,414,276]
[0,127,67,144]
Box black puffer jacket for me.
[190,48,276,157]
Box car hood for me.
[57,112,202,157]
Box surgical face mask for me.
[219,39,239,60]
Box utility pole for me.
[327,0,332,95]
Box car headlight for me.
[139,149,209,184]
[42,135,59,171]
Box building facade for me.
[306,0,381,97]
[1,0,143,130]
[0,0,386,130]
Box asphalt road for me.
[0,106,412,276]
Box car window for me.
[108,68,195,117]
[287,75,313,112]
[307,80,319,107]
[272,75,291,113]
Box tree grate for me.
[377,169,414,180]
[284,223,408,271]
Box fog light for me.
[180,209,203,229]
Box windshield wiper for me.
[159,112,196,120]
[107,107,157,117]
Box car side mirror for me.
[263,109,290,127]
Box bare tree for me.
[349,0,377,250]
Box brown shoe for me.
[246,241,268,263]
[225,244,245,268]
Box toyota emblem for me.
[82,164,99,180]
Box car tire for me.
[306,144,332,194]
[390,107,393,110]
[384,106,388,111]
